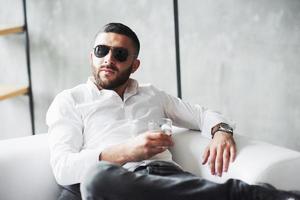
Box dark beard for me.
[92,64,133,90]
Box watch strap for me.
[211,123,233,138]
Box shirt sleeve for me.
[156,88,235,138]
[46,91,100,185]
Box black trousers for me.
[59,161,299,200]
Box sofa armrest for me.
[170,128,300,191]
[0,134,60,200]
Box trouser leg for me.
[80,161,254,200]
[58,184,82,200]
[81,161,300,200]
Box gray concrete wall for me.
[0,0,31,138]
[1,0,177,138]
[1,0,300,151]
[179,0,300,150]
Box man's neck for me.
[113,80,130,100]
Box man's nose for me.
[103,50,116,64]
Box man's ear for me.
[131,59,140,73]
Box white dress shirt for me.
[46,77,231,185]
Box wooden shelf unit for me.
[0,0,35,134]
[0,85,29,100]
[0,26,24,36]
[0,25,28,102]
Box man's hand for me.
[202,132,236,176]
[100,131,174,165]
[125,131,174,161]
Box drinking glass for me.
[148,118,172,135]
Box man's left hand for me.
[202,132,236,176]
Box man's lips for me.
[100,67,116,74]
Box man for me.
[47,23,299,200]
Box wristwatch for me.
[211,123,233,138]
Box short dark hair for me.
[96,22,140,56]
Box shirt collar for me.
[123,78,138,101]
[86,76,139,100]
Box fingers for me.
[202,146,210,165]
[202,132,236,176]
[147,137,174,148]
[209,147,217,175]
[215,144,224,176]
[151,146,168,154]
[146,131,171,140]
[143,146,167,158]
[230,142,237,162]
[222,147,230,172]
[203,137,237,176]
[145,131,174,147]
[134,131,174,160]
[212,143,235,176]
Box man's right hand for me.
[100,131,174,165]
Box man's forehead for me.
[94,32,132,47]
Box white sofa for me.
[0,129,300,200]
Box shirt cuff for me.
[201,111,235,139]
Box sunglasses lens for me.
[113,48,129,62]
[94,45,109,58]
[94,45,130,62]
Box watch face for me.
[220,123,233,132]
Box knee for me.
[80,161,120,197]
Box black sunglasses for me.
[93,45,133,62]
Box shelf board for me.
[0,26,24,36]
[0,85,29,100]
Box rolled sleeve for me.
[157,88,235,138]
